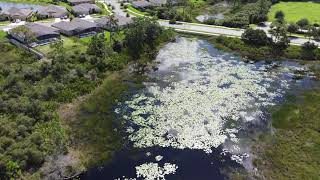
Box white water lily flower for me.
[117,38,293,159]
[155,155,163,162]
[135,162,178,180]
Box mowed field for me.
[268,1,320,24]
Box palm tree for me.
[108,15,119,42]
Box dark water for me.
[80,38,319,180]
[0,2,43,11]
[81,147,241,180]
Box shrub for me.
[301,41,318,60]
[287,23,299,35]
[169,18,176,24]
[203,18,215,25]
[296,18,309,29]
[241,28,269,46]
[275,10,284,21]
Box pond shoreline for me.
[74,36,318,179]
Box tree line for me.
[0,17,174,179]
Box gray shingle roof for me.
[25,23,60,37]
[132,0,153,8]
[52,18,98,32]
[149,0,167,6]
[1,7,33,18]
[37,5,68,18]
[72,3,101,14]
[68,0,94,4]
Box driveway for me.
[98,0,127,17]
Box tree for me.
[108,15,119,42]
[296,18,309,29]
[87,33,111,58]
[125,17,163,59]
[10,25,36,44]
[50,40,66,62]
[269,22,290,53]
[256,0,271,22]
[145,20,162,49]
[310,26,320,41]
[287,23,299,35]
[274,10,284,22]
[5,161,21,180]
[241,28,269,46]
[301,41,318,60]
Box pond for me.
[0,1,43,11]
[196,13,224,23]
[80,37,318,180]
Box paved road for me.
[159,20,320,47]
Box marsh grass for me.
[254,90,320,179]
[63,71,145,167]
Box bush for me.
[275,10,284,21]
[296,18,309,29]
[301,41,318,60]
[221,0,271,28]
[241,28,269,46]
[169,18,176,24]
[287,23,299,35]
[203,18,215,25]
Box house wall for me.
[69,0,94,5]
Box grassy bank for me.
[59,72,144,168]
[268,1,320,24]
[205,35,320,61]
[253,90,320,179]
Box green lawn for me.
[0,30,7,41]
[96,1,112,15]
[36,36,87,55]
[268,1,320,24]
[80,31,111,44]
[126,5,149,16]
[190,0,206,7]
[36,32,113,55]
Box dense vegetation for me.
[208,34,320,61]
[218,0,271,28]
[253,90,320,179]
[129,0,272,27]
[0,17,174,179]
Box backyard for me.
[36,32,111,55]
[268,1,320,24]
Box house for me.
[9,23,60,46]
[95,15,133,31]
[0,7,33,21]
[52,18,100,37]
[67,0,95,6]
[149,0,167,6]
[131,0,153,10]
[72,3,101,16]
[37,5,68,19]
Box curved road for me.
[158,20,320,47]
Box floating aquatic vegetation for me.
[135,162,178,180]
[115,38,291,160]
[155,155,163,162]
[114,177,136,180]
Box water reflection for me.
[81,38,318,180]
